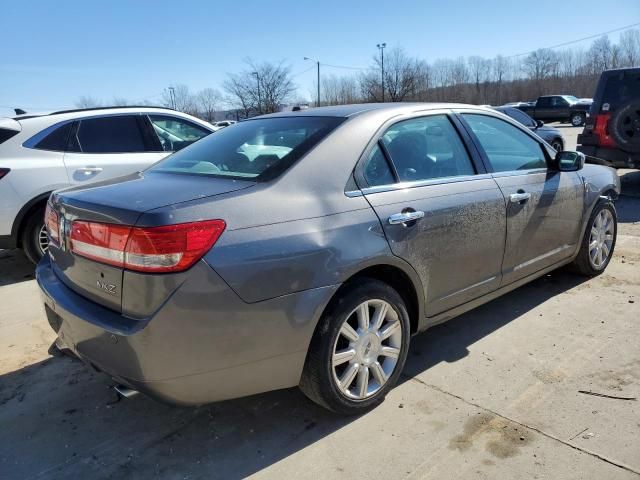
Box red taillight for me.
[593,113,616,148]
[70,220,226,273]
[0,168,10,179]
[44,203,60,244]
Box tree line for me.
[76,29,640,119]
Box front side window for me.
[463,114,547,172]
[149,116,344,180]
[149,115,210,152]
[72,115,147,153]
[379,115,475,182]
[551,97,568,107]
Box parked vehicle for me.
[502,101,535,108]
[0,106,214,263]
[211,120,236,130]
[578,67,640,169]
[37,103,620,414]
[493,106,564,151]
[517,95,591,126]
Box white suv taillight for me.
[44,203,60,244]
[69,220,226,273]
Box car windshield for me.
[149,116,344,180]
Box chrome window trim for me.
[490,168,548,178]
[357,172,494,196]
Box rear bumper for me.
[578,145,640,169]
[36,255,338,405]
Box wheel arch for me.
[11,191,52,247]
[326,259,425,335]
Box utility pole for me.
[168,86,176,109]
[376,43,386,102]
[251,71,261,115]
[304,57,321,107]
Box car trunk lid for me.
[47,171,255,313]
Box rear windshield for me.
[149,116,344,181]
[0,128,19,145]
[601,71,640,110]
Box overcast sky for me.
[1,0,639,116]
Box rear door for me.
[459,112,584,285]
[63,114,166,184]
[357,112,507,317]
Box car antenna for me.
[14,108,27,115]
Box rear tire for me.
[571,200,617,276]
[299,279,411,414]
[570,112,586,127]
[21,206,47,265]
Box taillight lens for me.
[70,220,225,273]
[44,203,60,244]
[593,113,616,148]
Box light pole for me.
[251,71,261,115]
[168,86,176,109]
[376,43,386,102]
[304,57,321,107]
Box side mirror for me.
[553,151,585,172]
[536,120,544,128]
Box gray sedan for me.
[37,103,620,414]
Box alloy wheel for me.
[589,209,614,269]
[571,114,583,127]
[38,224,49,255]
[331,299,403,400]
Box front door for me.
[359,113,507,316]
[460,113,584,285]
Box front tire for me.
[299,279,411,414]
[571,200,617,276]
[21,207,48,264]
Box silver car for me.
[37,103,620,414]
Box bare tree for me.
[162,85,197,114]
[75,96,102,108]
[224,60,295,116]
[587,36,613,73]
[619,29,640,67]
[468,56,491,103]
[196,88,222,121]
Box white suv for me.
[0,106,215,263]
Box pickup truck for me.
[517,95,591,126]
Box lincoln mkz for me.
[37,103,620,414]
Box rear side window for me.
[34,122,73,151]
[72,115,148,153]
[150,116,344,181]
[503,108,536,128]
[601,71,640,110]
[363,144,394,186]
[379,115,475,182]
[537,97,552,107]
[0,128,19,145]
[463,114,547,172]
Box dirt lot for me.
[1,126,639,479]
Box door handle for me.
[388,210,425,225]
[76,167,103,175]
[509,192,531,203]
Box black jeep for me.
[578,68,640,169]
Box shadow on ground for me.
[0,249,34,287]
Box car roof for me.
[256,102,488,119]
